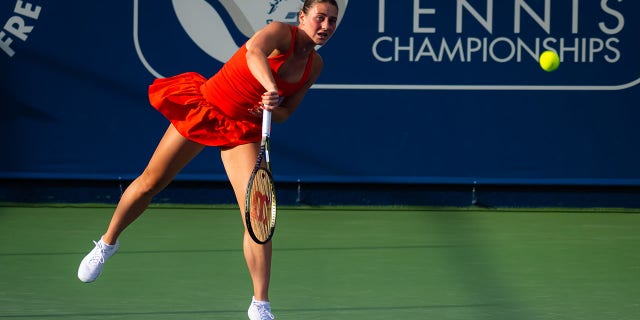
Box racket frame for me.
[244,110,277,244]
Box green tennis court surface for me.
[1,205,638,320]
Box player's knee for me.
[133,171,168,197]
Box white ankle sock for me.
[99,237,117,248]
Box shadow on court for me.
[0,205,638,320]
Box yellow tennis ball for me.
[539,50,560,72]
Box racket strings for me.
[250,169,275,241]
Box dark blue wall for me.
[2,1,639,188]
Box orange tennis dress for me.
[148,25,314,147]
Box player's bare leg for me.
[102,125,205,244]
[221,142,273,302]
[78,125,204,282]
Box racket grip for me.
[262,110,272,136]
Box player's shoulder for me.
[258,21,295,44]
[310,51,324,79]
[262,21,293,34]
[249,21,294,51]
[313,51,324,68]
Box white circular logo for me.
[172,0,347,63]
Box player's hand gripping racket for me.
[245,110,277,244]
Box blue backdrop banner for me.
[1,0,639,186]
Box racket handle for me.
[262,110,272,137]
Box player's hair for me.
[301,0,339,18]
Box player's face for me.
[300,3,338,46]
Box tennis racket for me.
[245,110,277,244]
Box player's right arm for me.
[245,22,292,97]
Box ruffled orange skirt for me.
[148,72,260,147]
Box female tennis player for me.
[77,1,339,319]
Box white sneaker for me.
[248,297,275,320]
[77,238,119,283]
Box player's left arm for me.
[272,53,324,123]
